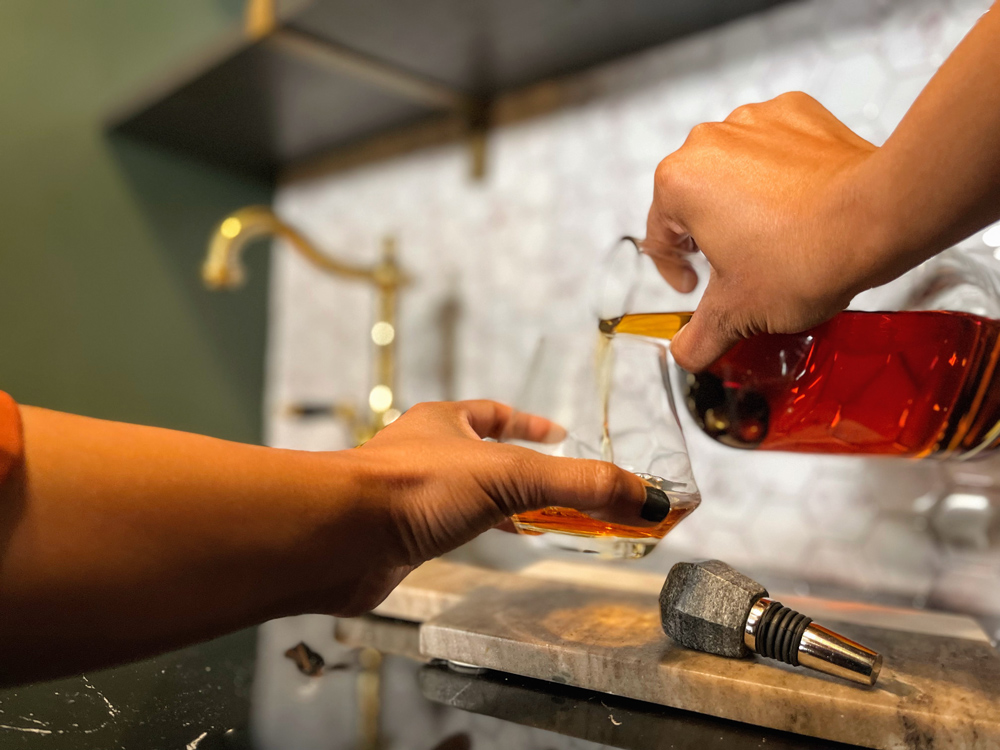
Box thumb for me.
[669,284,741,372]
[516,453,666,527]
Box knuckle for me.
[592,460,624,498]
[654,154,690,195]
[494,447,539,513]
[421,400,464,415]
[776,90,812,105]
[687,121,714,140]
[407,401,458,426]
[681,121,728,153]
[711,306,733,335]
[675,122,723,151]
[705,303,741,342]
[725,102,759,124]
[727,311,762,341]
[653,155,676,189]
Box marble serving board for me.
[367,560,1000,749]
[375,559,991,642]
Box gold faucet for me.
[203,205,409,445]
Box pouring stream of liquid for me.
[597,312,694,463]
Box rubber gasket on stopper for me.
[753,600,813,666]
[755,599,781,658]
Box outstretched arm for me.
[0,400,648,685]
[647,2,1000,371]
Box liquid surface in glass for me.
[604,310,1000,458]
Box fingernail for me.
[641,485,672,522]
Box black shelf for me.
[108,0,787,182]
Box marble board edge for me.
[418,582,1000,750]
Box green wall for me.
[0,0,271,443]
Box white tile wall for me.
[251,2,1000,747]
[265,0,1000,613]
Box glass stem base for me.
[520,528,657,560]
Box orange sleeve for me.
[0,391,24,485]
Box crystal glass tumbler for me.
[505,323,700,559]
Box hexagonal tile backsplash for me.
[268,0,1000,615]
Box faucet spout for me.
[203,205,408,289]
[203,205,410,444]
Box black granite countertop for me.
[0,629,255,749]
[0,618,867,750]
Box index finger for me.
[456,400,566,443]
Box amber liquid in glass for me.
[605,310,1000,458]
[513,326,698,545]
[513,504,697,540]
